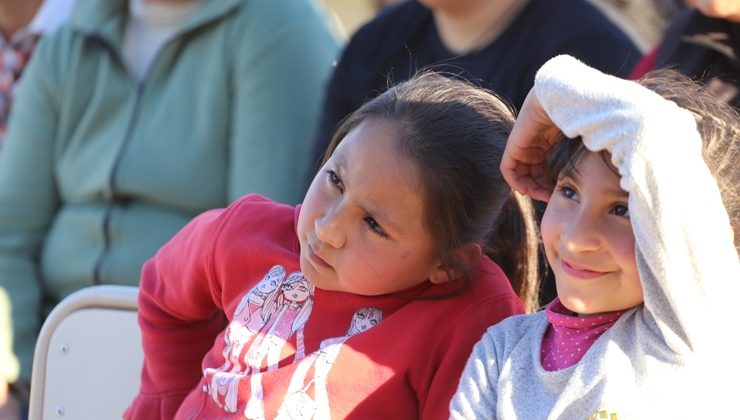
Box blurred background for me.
[320,0,684,50]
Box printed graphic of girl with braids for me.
[243,272,315,418]
[218,265,286,373]
[277,307,383,419]
[204,268,315,414]
[246,271,315,373]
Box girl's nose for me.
[561,212,601,253]
[314,209,346,248]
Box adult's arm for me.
[0,34,63,384]
[229,0,339,205]
[310,38,357,175]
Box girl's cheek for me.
[540,202,562,245]
[614,227,637,268]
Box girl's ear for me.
[428,243,482,284]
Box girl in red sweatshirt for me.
[125,72,539,419]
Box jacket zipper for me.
[88,26,191,284]
[92,80,145,284]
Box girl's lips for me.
[307,244,332,270]
[560,259,607,280]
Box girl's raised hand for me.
[501,89,563,202]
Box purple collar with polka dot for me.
[540,298,625,371]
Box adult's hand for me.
[500,88,564,203]
[0,382,21,420]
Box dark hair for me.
[322,72,540,312]
[545,69,740,253]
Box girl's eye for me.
[364,216,389,239]
[326,170,343,192]
[558,184,577,200]
[611,203,630,218]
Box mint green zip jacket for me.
[0,0,338,382]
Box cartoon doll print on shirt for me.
[276,307,383,420]
[243,272,316,418]
[245,271,316,372]
[203,265,384,418]
[219,265,287,373]
[204,267,316,414]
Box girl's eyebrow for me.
[333,149,405,237]
[362,200,403,236]
[605,188,629,199]
[558,170,579,184]
[332,149,347,175]
[561,170,628,198]
[346,167,404,236]
[560,161,582,180]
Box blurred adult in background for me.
[0,1,75,417]
[312,0,641,170]
[311,0,640,306]
[0,0,74,145]
[587,0,685,51]
[630,0,740,107]
[370,0,406,11]
[0,0,338,416]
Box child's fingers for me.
[510,179,551,203]
[526,188,552,203]
[501,88,562,201]
[511,145,548,164]
[503,162,553,202]
[501,138,550,196]
[529,176,554,203]
[507,89,563,151]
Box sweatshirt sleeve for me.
[448,327,502,419]
[124,208,230,419]
[420,294,523,420]
[533,55,740,354]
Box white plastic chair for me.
[28,285,142,420]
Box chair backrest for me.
[28,285,142,420]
